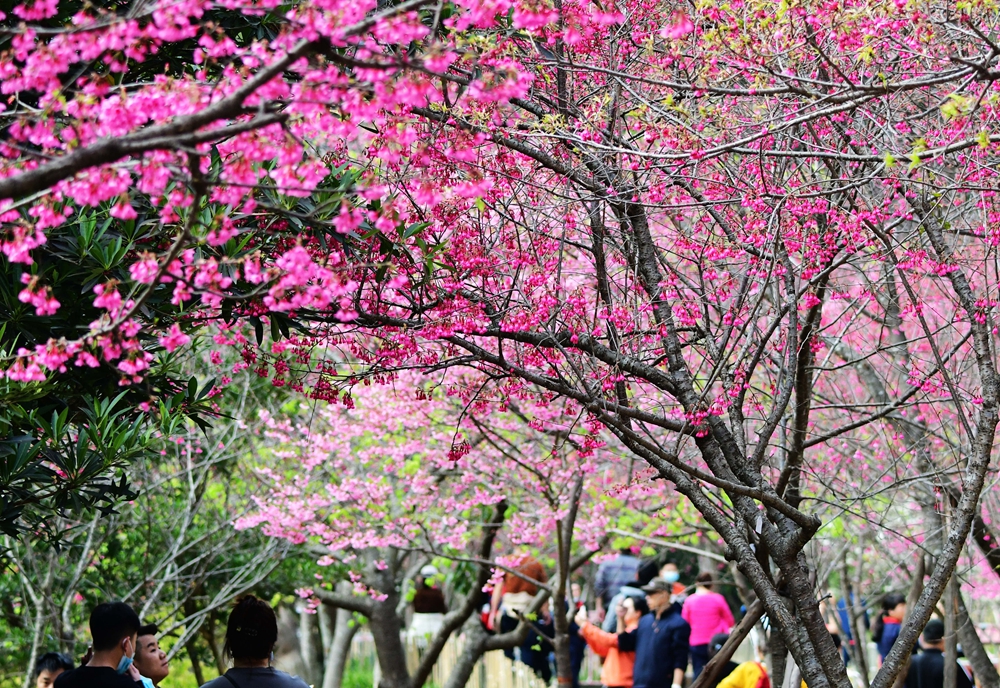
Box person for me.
[618,578,690,688]
[54,602,143,688]
[33,653,73,688]
[905,619,973,688]
[575,596,648,688]
[410,564,448,640]
[596,548,642,626]
[660,562,687,598]
[603,582,647,632]
[531,602,555,683]
[873,593,907,663]
[133,624,170,687]
[708,633,770,688]
[488,553,547,664]
[682,572,735,679]
[200,595,309,688]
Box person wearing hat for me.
[905,619,973,688]
[409,565,448,641]
[617,578,690,688]
[708,633,770,688]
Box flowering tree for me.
[238,373,667,688]
[6,1,1000,688]
[0,0,525,533]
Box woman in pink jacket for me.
[682,572,734,679]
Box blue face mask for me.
[140,677,155,688]
[116,654,134,675]
[116,640,135,675]
[663,571,680,584]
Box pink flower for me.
[661,12,694,39]
[129,257,161,284]
[159,323,191,352]
[18,274,60,316]
[93,282,123,312]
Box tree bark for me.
[944,573,958,688]
[187,639,207,686]
[692,600,765,688]
[369,598,410,688]
[955,591,999,688]
[323,586,361,688]
[299,601,323,687]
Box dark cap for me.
[923,619,945,643]
[640,578,673,594]
[710,633,730,653]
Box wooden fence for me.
[354,633,561,688]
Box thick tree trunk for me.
[442,620,490,688]
[553,476,584,688]
[323,592,360,688]
[300,601,323,687]
[369,600,410,688]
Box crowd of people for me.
[472,549,978,688]
[29,553,977,688]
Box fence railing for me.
[353,634,556,688]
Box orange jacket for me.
[579,621,637,688]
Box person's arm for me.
[618,627,638,652]
[579,621,618,657]
[489,578,504,628]
[719,594,735,628]
[670,621,691,688]
[681,598,693,625]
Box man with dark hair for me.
[905,619,973,688]
[133,624,170,687]
[596,548,641,629]
[619,578,691,688]
[33,653,73,688]
[55,602,143,688]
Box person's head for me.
[921,619,945,649]
[883,593,907,621]
[660,561,679,584]
[420,564,439,588]
[640,578,673,612]
[709,633,730,660]
[619,596,649,625]
[696,571,715,591]
[619,547,634,557]
[224,595,278,664]
[90,602,141,670]
[34,653,73,688]
[571,582,582,600]
[133,624,169,685]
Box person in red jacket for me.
[575,596,649,688]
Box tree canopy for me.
[5,1,1000,688]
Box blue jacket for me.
[878,619,901,660]
[618,603,691,688]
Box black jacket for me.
[904,648,973,688]
[618,603,691,688]
[54,666,142,688]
